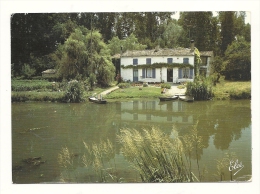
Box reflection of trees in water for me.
[176,100,251,159]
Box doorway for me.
[167,68,173,82]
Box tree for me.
[178,12,214,50]
[223,37,251,80]
[108,33,147,55]
[219,11,236,55]
[56,28,115,86]
[158,20,184,48]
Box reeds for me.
[82,139,118,182]
[117,126,191,182]
[186,76,213,100]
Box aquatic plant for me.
[186,76,213,100]
[82,139,119,183]
[117,126,192,183]
[64,80,84,103]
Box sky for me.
[172,11,251,24]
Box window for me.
[142,68,156,78]
[133,58,138,65]
[167,58,173,64]
[183,67,189,78]
[146,68,152,78]
[183,58,189,64]
[146,58,151,64]
[201,57,207,65]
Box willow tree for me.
[56,28,115,86]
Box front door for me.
[167,68,173,82]
[133,69,138,82]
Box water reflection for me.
[12,100,251,183]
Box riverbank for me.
[11,80,251,102]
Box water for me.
[12,99,251,183]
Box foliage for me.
[117,127,191,182]
[194,47,202,77]
[118,83,131,89]
[87,73,97,90]
[223,37,251,81]
[108,33,147,55]
[11,79,54,91]
[11,91,64,102]
[161,83,171,89]
[210,56,225,84]
[158,20,184,48]
[121,62,193,69]
[64,80,84,103]
[21,63,36,79]
[186,76,213,100]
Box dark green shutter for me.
[190,68,193,78]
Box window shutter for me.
[152,68,156,78]
[146,58,151,64]
[142,68,145,78]
[178,68,182,78]
[190,68,193,78]
[133,59,138,65]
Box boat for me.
[179,95,194,102]
[159,95,179,101]
[88,96,107,104]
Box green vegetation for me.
[11,79,54,92]
[186,77,213,100]
[11,91,64,102]
[57,125,210,183]
[63,80,84,103]
[105,86,161,99]
[160,83,171,89]
[117,83,131,89]
[213,81,251,100]
[118,127,190,182]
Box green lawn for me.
[213,81,251,100]
[105,86,162,99]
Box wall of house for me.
[121,56,194,66]
[121,55,194,82]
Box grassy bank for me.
[105,86,161,99]
[11,91,65,102]
[213,81,251,100]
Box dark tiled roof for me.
[200,51,214,57]
[121,48,194,57]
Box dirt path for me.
[166,85,186,96]
[100,86,119,96]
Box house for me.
[120,42,213,83]
[41,69,56,78]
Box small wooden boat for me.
[89,97,107,104]
[179,95,194,102]
[159,95,179,101]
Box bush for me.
[118,83,131,89]
[161,83,171,89]
[64,80,84,103]
[186,77,213,100]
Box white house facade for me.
[120,47,213,83]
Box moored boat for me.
[88,96,107,104]
[159,95,179,101]
[179,95,194,102]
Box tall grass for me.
[117,127,191,182]
[82,139,119,182]
[186,77,213,100]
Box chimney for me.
[190,40,195,51]
[155,45,160,52]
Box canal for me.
[12,99,251,183]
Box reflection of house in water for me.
[120,100,193,125]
